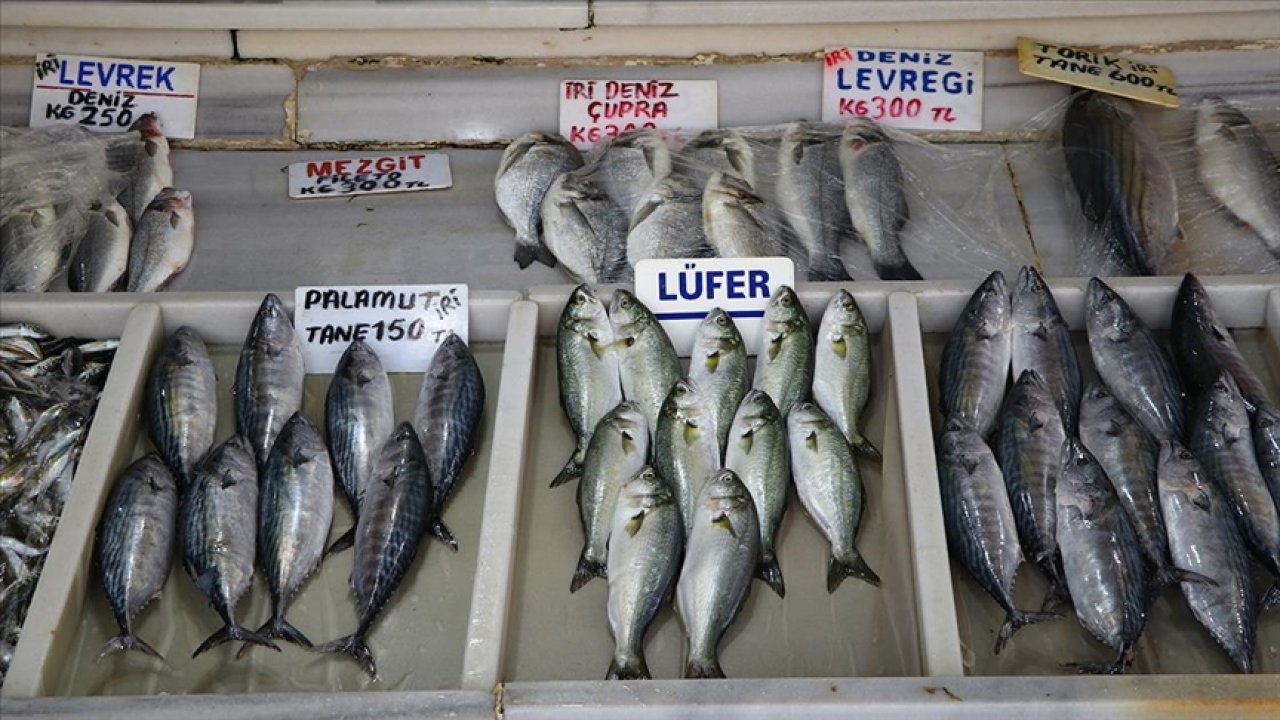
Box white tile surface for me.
[0,27,234,59]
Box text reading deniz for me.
[30,52,201,138]
[821,47,984,132]
[559,79,718,148]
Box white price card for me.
[294,285,468,374]
[635,257,795,356]
[30,52,200,138]
[288,152,452,198]
[821,47,984,132]
[560,79,718,148]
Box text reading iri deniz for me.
[822,47,984,132]
[30,52,200,138]
[559,79,718,148]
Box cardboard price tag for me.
[294,285,468,374]
[288,153,452,198]
[560,79,718,148]
[822,47,984,131]
[1016,37,1179,108]
[30,52,200,138]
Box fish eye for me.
[1179,449,1194,460]
[715,314,728,326]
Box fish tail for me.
[808,261,852,282]
[514,240,557,270]
[550,456,582,488]
[325,526,357,556]
[1154,564,1218,591]
[569,547,607,593]
[606,652,651,680]
[827,550,881,593]
[317,633,378,680]
[193,623,281,659]
[994,608,1061,655]
[873,257,923,282]
[849,433,882,460]
[757,554,786,598]
[96,632,164,662]
[1263,581,1280,613]
[236,615,314,658]
[1064,644,1133,675]
[683,654,725,679]
[430,516,459,552]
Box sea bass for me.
[120,113,174,224]
[776,122,852,281]
[68,197,131,292]
[0,204,68,293]
[702,172,789,260]
[124,187,195,292]
[838,120,923,280]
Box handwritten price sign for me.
[821,47,984,132]
[1016,37,1178,108]
[30,52,200,138]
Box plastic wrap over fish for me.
[495,123,1034,284]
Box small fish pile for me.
[0,322,117,686]
[495,123,924,284]
[555,284,881,679]
[91,294,485,680]
[0,115,194,293]
[937,268,1277,674]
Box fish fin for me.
[193,568,220,600]
[219,469,238,489]
[326,526,356,556]
[873,257,923,282]
[551,456,582,488]
[726,146,749,176]
[1262,582,1280,613]
[767,335,782,362]
[193,623,280,659]
[96,632,164,663]
[826,550,881,592]
[625,511,645,537]
[317,633,378,680]
[621,429,637,455]
[514,242,548,270]
[1155,565,1218,591]
[570,548,607,593]
[684,655,725,679]
[712,512,736,537]
[849,433,881,460]
[430,517,459,552]
[236,616,314,658]
[704,350,720,373]
[683,421,701,445]
[962,458,980,475]
[805,430,817,451]
[169,211,181,229]
[1064,645,1133,675]
[831,336,847,359]
[606,653,651,680]
[993,609,1061,654]
[757,554,786,598]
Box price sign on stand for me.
[288,153,453,198]
[822,47,984,131]
[30,52,200,138]
[560,79,718,148]
[635,257,795,356]
[294,285,468,374]
[1016,37,1179,107]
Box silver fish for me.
[788,401,878,591]
[233,293,305,469]
[69,197,131,292]
[838,120,922,281]
[599,128,673,218]
[1056,437,1148,674]
[939,270,1011,437]
[776,122,852,281]
[1085,277,1183,441]
[939,422,1057,653]
[494,131,583,269]
[541,169,630,284]
[242,413,334,655]
[679,128,756,188]
[626,175,714,265]
[654,378,721,537]
[606,466,683,680]
[812,289,878,458]
[1157,440,1258,673]
[1254,402,1280,521]
[414,332,485,550]
[688,308,747,454]
[725,389,789,597]
[572,401,648,592]
[147,326,217,488]
[610,289,681,430]
[1173,273,1270,412]
[752,285,813,416]
[997,370,1067,607]
[1011,266,1081,432]
[181,435,279,657]
[0,204,68,293]
[1195,96,1280,256]
[325,339,394,554]
[319,423,431,679]
[676,468,759,679]
[93,454,177,661]
[1062,92,1178,276]
[124,187,195,292]
[702,172,787,259]
[554,285,623,487]
[120,113,174,224]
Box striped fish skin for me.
[234,293,305,469]
[554,284,623,488]
[724,389,790,597]
[1056,437,1148,674]
[572,401,648,593]
[687,308,747,455]
[676,468,759,679]
[776,122,853,282]
[1157,440,1257,673]
[654,378,721,537]
[147,326,217,489]
[1011,266,1081,433]
[325,339,394,552]
[838,120,923,281]
[1254,402,1280,512]
[1195,96,1280,256]
[812,289,879,458]
[245,413,334,654]
[753,285,813,416]
[1172,273,1270,412]
[181,435,278,657]
[939,270,1011,438]
[605,466,683,680]
[610,289,681,430]
[997,370,1067,605]
[93,454,177,661]
[413,332,485,550]
[1189,372,1280,599]
[938,423,1056,653]
[1085,277,1184,442]
[319,423,432,679]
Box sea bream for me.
[554,285,624,488]
[572,401,648,592]
[1010,266,1081,432]
[838,120,923,281]
[678,128,757,188]
[124,187,195,292]
[625,175,715,265]
[494,131,583,269]
[541,169,630,284]
[939,271,1011,438]
[597,128,673,219]
[233,293,305,469]
[1195,96,1280,257]
[325,339,394,554]
[812,290,879,458]
[702,172,790,261]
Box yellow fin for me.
[683,421,700,445]
[767,334,782,361]
[831,336,847,360]
[625,512,645,537]
[704,351,720,373]
[712,512,736,537]
[805,430,817,451]
[621,430,636,455]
